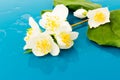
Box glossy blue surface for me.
[0,0,120,80]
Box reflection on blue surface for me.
[29,47,79,74]
[0,0,120,80]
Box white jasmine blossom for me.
[55,31,79,49]
[87,7,110,28]
[28,32,60,56]
[39,4,72,34]
[24,17,60,56]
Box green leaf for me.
[54,0,102,10]
[41,10,52,15]
[24,49,32,54]
[87,10,120,48]
[40,0,101,16]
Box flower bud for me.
[74,8,87,19]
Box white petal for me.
[105,19,110,23]
[87,10,94,18]
[23,36,36,50]
[52,4,68,20]
[39,19,46,28]
[70,32,79,40]
[50,42,60,56]
[58,21,72,32]
[43,30,53,35]
[60,41,74,49]
[55,35,65,48]
[29,17,42,35]
[23,41,33,50]
[55,34,74,49]
[88,18,110,28]
[102,7,110,15]
[32,48,47,56]
[101,7,110,22]
[23,33,41,50]
[88,19,100,28]
[29,17,40,30]
[24,44,30,50]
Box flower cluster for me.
[23,4,111,57]
[24,4,79,56]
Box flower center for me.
[60,32,72,47]
[94,12,105,22]
[36,39,52,54]
[45,16,60,31]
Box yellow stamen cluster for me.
[60,32,72,47]
[36,39,52,54]
[25,28,33,41]
[45,16,60,31]
[94,12,105,22]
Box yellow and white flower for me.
[27,32,60,56]
[87,7,110,28]
[24,17,60,56]
[55,31,79,49]
[24,17,41,50]
[74,8,88,19]
[24,4,81,56]
[39,4,72,34]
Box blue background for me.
[0,0,120,80]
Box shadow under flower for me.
[28,47,80,74]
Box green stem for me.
[71,19,88,27]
